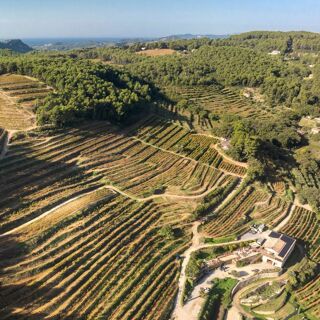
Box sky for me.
[0,0,319,39]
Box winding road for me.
[0,173,238,237]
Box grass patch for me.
[204,235,237,244]
[198,278,238,320]
[253,291,287,313]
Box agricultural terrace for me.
[1,88,316,319]
[0,190,190,319]
[295,275,320,319]
[136,48,177,56]
[0,114,249,319]
[0,117,247,235]
[281,206,320,263]
[239,281,297,320]
[202,185,269,238]
[252,194,291,228]
[166,86,282,121]
[131,116,247,176]
[0,74,51,130]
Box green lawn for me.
[204,235,237,244]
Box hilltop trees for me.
[0,56,151,126]
[127,46,286,88]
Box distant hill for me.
[158,34,229,41]
[23,35,230,51]
[0,39,33,53]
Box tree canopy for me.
[0,56,151,126]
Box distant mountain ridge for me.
[158,34,229,41]
[0,39,33,53]
[23,34,230,51]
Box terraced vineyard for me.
[0,114,247,319]
[132,116,247,177]
[252,195,291,227]
[166,86,275,121]
[0,117,246,233]
[0,190,189,319]
[202,186,269,237]
[0,74,51,130]
[281,206,320,262]
[1,74,318,320]
[295,275,320,319]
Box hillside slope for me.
[0,39,33,53]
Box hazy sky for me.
[0,0,319,38]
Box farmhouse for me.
[261,231,296,268]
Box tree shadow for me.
[0,124,106,235]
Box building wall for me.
[281,242,296,265]
[262,256,282,268]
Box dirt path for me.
[274,203,296,232]
[0,130,14,159]
[214,143,248,168]
[1,186,110,237]
[171,223,265,320]
[226,306,242,320]
[134,137,245,178]
[0,177,244,237]
[171,179,251,320]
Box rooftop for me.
[264,231,295,261]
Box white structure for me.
[261,231,296,268]
[269,50,281,55]
[221,138,231,151]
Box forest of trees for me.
[0,56,151,126]
[122,31,320,54]
[77,44,315,108]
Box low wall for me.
[231,270,282,297]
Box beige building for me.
[261,231,296,268]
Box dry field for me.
[0,74,51,130]
[136,48,177,56]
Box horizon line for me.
[2,29,320,41]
